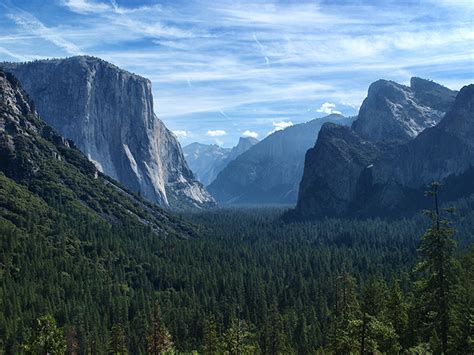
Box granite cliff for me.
[291,78,467,219]
[1,56,214,208]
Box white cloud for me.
[7,11,82,55]
[317,102,342,115]
[242,130,259,138]
[207,129,226,137]
[172,130,188,138]
[61,0,110,14]
[268,121,293,135]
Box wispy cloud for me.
[242,130,258,139]
[0,0,472,146]
[7,11,82,55]
[207,130,226,137]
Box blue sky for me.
[0,0,473,147]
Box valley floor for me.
[1,204,473,353]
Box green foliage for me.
[147,302,174,354]
[23,314,66,354]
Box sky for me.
[0,0,473,147]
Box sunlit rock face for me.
[2,56,214,208]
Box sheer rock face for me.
[372,84,474,189]
[295,123,383,218]
[353,78,456,143]
[208,114,355,205]
[184,137,259,186]
[1,56,214,208]
[292,78,470,219]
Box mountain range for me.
[207,114,356,205]
[1,56,214,209]
[290,77,473,219]
[183,136,259,186]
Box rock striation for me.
[1,56,214,208]
[0,69,195,236]
[291,78,469,219]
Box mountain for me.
[291,78,470,219]
[0,69,194,237]
[352,77,457,142]
[208,114,355,205]
[183,136,259,186]
[1,56,214,209]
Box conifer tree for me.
[387,279,408,349]
[24,314,66,355]
[109,323,127,354]
[202,315,220,354]
[329,273,360,353]
[147,301,173,354]
[416,182,457,354]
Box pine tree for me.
[262,302,284,355]
[23,314,66,355]
[387,279,408,349]
[223,315,257,355]
[329,273,360,353]
[202,315,220,354]
[416,182,458,354]
[109,323,127,354]
[147,301,173,354]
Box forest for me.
[1,177,473,354]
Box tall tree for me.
[387,279,408,349]
[109,323,127,354]
[329,273,360,354]
[202,315,220,354]
[416,182,457,354]
[147,301,173,354]
[24,314,66,355]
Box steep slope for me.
[291,80,472,219]
[184,136,259,186]
[208,114,355,205]
[1,56,214,209]
[293,123,384,218]
[352,77,456,142]
[0,69,194,237]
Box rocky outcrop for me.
[291,79,472,220]
[208,114,355,205]
[0,69,195,236]
[1,56,214,208]
[294,123,383,217]
[184,136,259,186]
[353,78,456,142]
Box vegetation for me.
[1,174,473,353]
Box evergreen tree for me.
[109,323,127,354]
[262,302,285,354]
[416,182,458,353]
[202,315,220,354]
[147,302,173,354]
[329,273,360,353]
[387,279,408,349]
[223,316,257,354]
[24,314,66,355]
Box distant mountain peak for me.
[352,77,456,142]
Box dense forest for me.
[1,177,473,353]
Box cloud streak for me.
[0,0,472,146]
